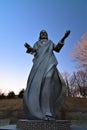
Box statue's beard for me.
[39,36,48,40]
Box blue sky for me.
[0,0,87,94]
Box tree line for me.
[63,33,87,97]
[63,71,87,97]
[0,89,24,99]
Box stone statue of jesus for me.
[23,30,70,120]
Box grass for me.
[71,120,87,127]
[63,97,87,112]
[0,98,23,111]
[0,97,87,112]
[0,97,87,125]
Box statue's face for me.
[39,30,48,40]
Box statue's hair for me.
[39,30,48,40]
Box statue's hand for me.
[61,30,71,42]
[24,43,32,53]
[24,43,31,49]
[24,43,36,54]
[64,30,71,39]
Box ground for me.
[0,97,87,126]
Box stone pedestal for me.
[17,119,71,130]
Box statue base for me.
[17,119,71,130]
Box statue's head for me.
[39,30,48,40]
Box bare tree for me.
[61,72,71,96]
[70,71,87,97]
[71,33,87,71]
[69,72,79,97]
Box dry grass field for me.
[0,97,87,112]
[0,97,87,125]
[64,97,87,112]
[0,98,23,111]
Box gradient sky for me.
[0,0,87,94]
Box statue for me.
[23,30,70,120]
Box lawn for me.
[0,97,87,125]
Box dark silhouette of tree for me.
[0,93,6,99]
[18,89,24,98]
[7,91,15,99]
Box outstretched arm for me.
[54,30,71,52]
[24,43,36,54]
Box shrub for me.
[18,89,24,98]
[7,91,15,99]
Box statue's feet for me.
[43,112,55,121]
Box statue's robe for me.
[23,39,66,119]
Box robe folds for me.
[23,40,66,120]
